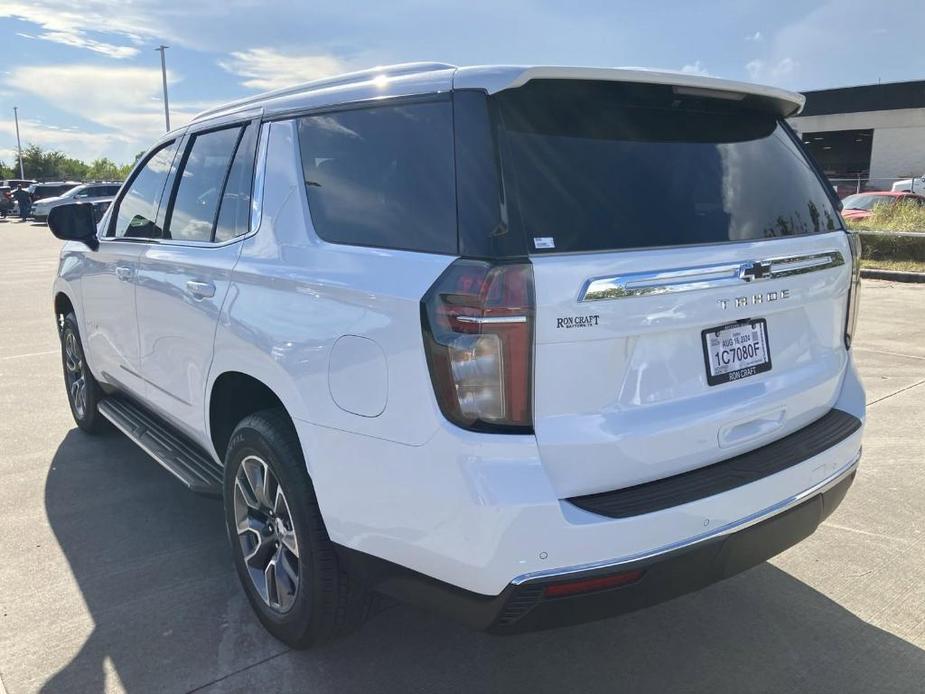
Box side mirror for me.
[48,203,100,250]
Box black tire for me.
[60,312,109,434]
[223,408,371,648]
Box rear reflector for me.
[543,569,644,598]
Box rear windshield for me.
[494,81,842,254]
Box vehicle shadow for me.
[42,429,925,693]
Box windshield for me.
[841,194,896,211]
[494,80,842,254]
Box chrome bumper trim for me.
[511,447,861,586]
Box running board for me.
[98,396,223,496]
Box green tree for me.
[14,143,132,181]
[86,157,122,181]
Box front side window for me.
[494,80,842,254]
[112,140,180,239]
[165,126,243,242]
[297,99,457,254]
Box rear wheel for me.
[223,409,371,648]
[60,312,108,434]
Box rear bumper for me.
[302,354,866,597]
[340,459,857,633]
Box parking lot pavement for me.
[0,216,922,693]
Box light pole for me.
[155,45,170,131]
[13,106,24,178]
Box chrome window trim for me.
[579,250,845,302]
[511,447,861,586]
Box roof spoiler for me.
[454,66,805,118]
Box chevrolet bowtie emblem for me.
[739,260,773,281]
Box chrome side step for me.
[98,396,223,496]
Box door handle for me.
[186,280,216,300]
[115,265,133,281]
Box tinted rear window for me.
[495,81,842,254]
[297,99,456,254]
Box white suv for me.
[49,63,865,647]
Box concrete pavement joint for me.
[821,522,911,543]
[0,350,58,361]
[185,647,292,693]
[867,377,925,406]
[854,347,925,362]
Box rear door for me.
[135,121,257,442]
[494,80,852,498]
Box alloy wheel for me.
[233,455,301,612]
[63,330,87,419]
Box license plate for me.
[701,319,771,386]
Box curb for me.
[861,268,925,283]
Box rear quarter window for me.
[297,99,457,254]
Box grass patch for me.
[856,230,925,265]
[845,199,925,232]
[860,258,925,273]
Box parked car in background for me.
[48,63,865,648]
[31,182,122,222]
[0,186,13,217]
[840,191,925,221]
[28,181,80,203]
[891,174,925,194]
[1,178,36,190]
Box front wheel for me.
[223,409,371,648]
[60,312,108,434]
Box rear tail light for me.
[845,232,861,349]
[421,259,534,433]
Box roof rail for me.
[192,62,457,122]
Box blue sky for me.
[1,0,923,165]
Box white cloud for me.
[680,60,711,77]
[218,48,350,91]
[2,64,206,161]
[746,57,798,83]
[0,2,149,58]
[0,118,128,163]
[745,31,763,42]
[33,31,139,59]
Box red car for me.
[840,191,925,220]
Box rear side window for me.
[112,140,180,239]
[166,126,243,242]
[214,123,258,243]
[495,80,842,254]
[297,99,457,254]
